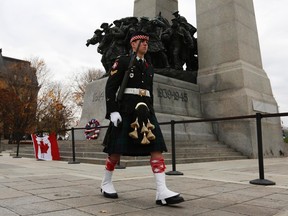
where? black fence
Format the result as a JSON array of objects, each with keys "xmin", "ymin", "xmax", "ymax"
[{"xmin": 13, "ymin": 112, "xmax": 288, "ymax": 186}]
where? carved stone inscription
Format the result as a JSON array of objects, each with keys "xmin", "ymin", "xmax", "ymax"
[
  {"xmin": 157, "ymin": 87, "xmax": 188, "ymax": 102},
  {"xmin": 92, "ymin": 91, "xmax": 104, "ymax": 102}
]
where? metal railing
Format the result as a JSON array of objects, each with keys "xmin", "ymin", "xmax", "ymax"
[
  {"xmin": 13, "ymin": 112, "xmax": 288, "ymax": 185},
  {"xmin": 162, "ymin": 112, "xmax": 288, "ymax": 185}
]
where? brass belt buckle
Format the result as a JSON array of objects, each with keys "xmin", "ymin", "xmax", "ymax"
[{"xmin": 139, "ymin": 89, "xmax": 146, "ymax": 97}]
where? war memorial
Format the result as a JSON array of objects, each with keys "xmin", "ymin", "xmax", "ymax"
[{"xmin": 76, "ymin": 0, "xmax": 287, "ymax": 160}]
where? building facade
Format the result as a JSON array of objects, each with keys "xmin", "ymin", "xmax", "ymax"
[{"xmin": 0, "ymin": 49, "xmax": 39, "ymax": 139}]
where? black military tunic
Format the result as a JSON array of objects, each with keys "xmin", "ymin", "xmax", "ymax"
[{"xmin": 103, "ymin": 55, "xmax": 167, "ymax": 156}]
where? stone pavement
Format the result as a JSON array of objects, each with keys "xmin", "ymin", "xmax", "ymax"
[{"xmin": 0, "ymin": 151, "xmax": 288, "ymax": 216}]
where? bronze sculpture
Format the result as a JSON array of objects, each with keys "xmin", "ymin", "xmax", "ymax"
[{"xmin": 86, "ymin": 11, "xmax": 198, "ymax": 83}]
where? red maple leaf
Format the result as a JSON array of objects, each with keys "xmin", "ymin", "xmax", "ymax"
[{"xmin": 40, "ymin": 142, "xmax": 49, "ymax": 153}]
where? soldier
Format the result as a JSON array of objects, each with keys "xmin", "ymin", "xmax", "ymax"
[
  {"xmin": 123, "ymin": 17, "xmax": 139, "ymax": 52},
  {"xmin": 86, "ymin": 29, "xmax": 103, "ymax": 47},
  {"xmin": 101, "ymin": 31, "xmax": 184, "ymax": 206},
  {"xmin": 138, "ymin": 16, "xmax": 170, "ymax": 68},
  {"xmin": 172, "ymin": 11, "xmax": 198, "ymax": 71},
  {"xmin": 172, "ymin": 10, "xmax": 197, "ymax": 36},
  {"xmin": 104, "ymin": 19, "xmax": 127, "ymax": 75},
  {"xmin": 98, "ymin": 22, "xmax": 113, "ymax": 72},
  {"xmin": 162, "ymin": 18, "xmax": 193, "ymax": 70}
]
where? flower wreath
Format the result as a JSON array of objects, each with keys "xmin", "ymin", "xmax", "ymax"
[{"xmin": 84, "ymin": 119, "xmax": 101, "ymax": 140}]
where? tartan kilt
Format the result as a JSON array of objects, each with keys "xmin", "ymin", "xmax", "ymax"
[{"xmin": 103, "ymin": 113, "xmax": 167, "ymax": 156}]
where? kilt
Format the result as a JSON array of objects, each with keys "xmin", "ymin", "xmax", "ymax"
[{"xmin": 103, "ymin": 113, "xmax": 167, "ymax": 156}]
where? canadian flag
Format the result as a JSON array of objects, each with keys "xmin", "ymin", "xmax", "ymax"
[{"xmin": 31, "ymin": 132, "xmax": 60, "ymax": 160}]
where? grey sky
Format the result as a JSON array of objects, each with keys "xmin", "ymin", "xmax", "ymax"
[{"xmin": 1, "ymin": 0, "xmax": 287, "ymax": 125}]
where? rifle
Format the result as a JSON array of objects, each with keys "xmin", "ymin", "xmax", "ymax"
[{"xmin": 117, "ymin": 40, "xmax": 142, "ymax": 101}]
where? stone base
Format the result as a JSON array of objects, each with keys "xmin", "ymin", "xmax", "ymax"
[
  {"xmin": 154, "ymin": 68, "xmax": 197, "ymax": 84},
  {"xmin": 75, "ymin": 73, "xmax": 216, "ymax": 144}
]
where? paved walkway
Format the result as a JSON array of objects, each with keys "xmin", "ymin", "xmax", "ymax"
[{"xmin": 0, "ymin": 151, "xmax": 288, "ymax": 216}]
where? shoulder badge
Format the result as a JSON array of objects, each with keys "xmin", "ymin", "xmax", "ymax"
[
  {"xmin": 110, "ymin": 70, "xmax": 118, "ymax": 75},
  {"xmin": 112, "ymin": 60, "xmax": 119, "ymax": 70},
  {"xmin": 110, "ymin": 60, "xmax": 119, "ymax": 76}
]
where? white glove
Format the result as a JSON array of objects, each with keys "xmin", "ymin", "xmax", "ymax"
[{"xmin": 110, "ymin": 112, "xmax": 122, "ymax": 127}]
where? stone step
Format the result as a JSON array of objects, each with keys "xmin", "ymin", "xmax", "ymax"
[
  {"xmin": 10, "ymin": 148, "xmax": 247, "ymax": 167},
  {"xmin": 19, "ymin": 139, "xmax": 223, "ymax": 147},
  {"xmin": 119, "ymin": 155, "xmax": 248, "ymax": 167},
  {"xmin": 173, "ymin": 156, "xmax": 249, "ymax": 165},
  {"xmin": 10, "ymin": 153, "xmax": 247, "ymax": 167},
  {"xmin": 176, "ymin": 152, "xmax": 243, "ymax": 158},
  {"xmin": 11, "ymin": 149, "xmax": 171, "ymax": 160},
  {"xmin": 175, "ymin": 147, "xmax": 240, "ymax": 153},
  {"xmin": 12, "ymin": 150, "xmax": 243, "ymax": 161},
  {"xmin": 7, "ymin": 136, "xmax": 248, "ymax": 167},
  {"xmin": 59, "ymin": 140, "xmax": 223, "ymax": 148},
  {"xmin": 11, "ymin": 144, "xmax": 104, "ymax": 152},
  {"xmin": 14, "ymin": 145, "xmax": 241, "ymax": 157},
  {"xmin": 15, "ymin": 140, "xmax": 228, "ymax": 153}
]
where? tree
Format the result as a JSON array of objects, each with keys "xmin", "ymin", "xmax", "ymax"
[
  {"xmin": 0, "ymin": 56, "xmax": 78, "ymax": 141},
  {"xmin": 36, "ymin": 82, "xmax": 76, "ymax": 136},
  {"xmin": 0, "ymin": 59, "xmax": 39, "ymax": 142},
  {"xmin": 29, "ymin": 56, "xmax": 51, "ymax": 88},
  {"xmin": 72, "ymin": 68, "xmax": 104, "ymax": 108},
  {"xmin": 29, "ymin": 57, "xmax": 75, "ymax": 136}
]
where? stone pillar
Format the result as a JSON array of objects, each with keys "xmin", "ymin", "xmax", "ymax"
[
  {"xmin": 196, "ymin": 0, "xmax": 286, "ymax": 157},
  {"xmin": 133, "ymin": 0, "xmax": 178, "ymax": 21}
]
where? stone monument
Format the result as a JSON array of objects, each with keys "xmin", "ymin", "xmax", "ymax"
[
  {"xmin": 76, "ymin": 0, "xmax": 287, "ymax": 158},
  {"xmin": 196, "ymin": 0, "xmax": 286, "ymax": 157}
]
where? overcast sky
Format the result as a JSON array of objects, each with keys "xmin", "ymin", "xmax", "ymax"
[{"xmin": 1, "ymin": 0, "xmax": 288, "ymax": 126}]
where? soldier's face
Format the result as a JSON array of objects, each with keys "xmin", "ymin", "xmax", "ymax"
[{"xmin": 132, "ymin": 39, "xmax": 148, "ymax": 55}]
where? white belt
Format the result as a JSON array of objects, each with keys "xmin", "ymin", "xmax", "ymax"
[{"xmin": 124, "ymin": 88, "xmax": 150, "ymax": 97}]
